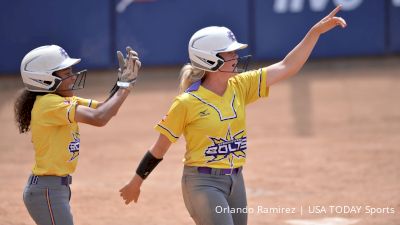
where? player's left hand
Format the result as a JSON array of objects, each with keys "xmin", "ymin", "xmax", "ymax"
[
  {"xmin": 312, "ymin": 5, "xmax": 347, "ymax": 35},
  {"xmin": 117, "ymin": 46, "xmax": 141, "ymax": 88},
  {"xmin": 119, "ymin": 176, "xmax": 142, "ymax": 204}
]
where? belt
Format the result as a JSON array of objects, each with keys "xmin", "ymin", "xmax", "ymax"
[
  {"xmin": 29, "ymin": 175, "xmax": 72, "ymax": 186},
  {"xmin": 197, "ymin": 167, "xmax": 242, "ymax": 175}
]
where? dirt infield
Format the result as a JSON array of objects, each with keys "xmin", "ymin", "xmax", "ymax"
[{"xmin": 0, "ymin": 57, "xmax": 399, "ymax": 225}]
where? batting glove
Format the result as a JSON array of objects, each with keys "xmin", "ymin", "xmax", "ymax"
[{"xmin": 117, "ymin": 46, "xmax": 141, "ymax": 89}]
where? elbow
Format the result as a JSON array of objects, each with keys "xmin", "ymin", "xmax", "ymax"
[
  {"xmin": 92, "ymin": 114, "xmax": 112, "ymax": 127},
  {"xmin": 94, "ymin": 120, "xmax": 108, "ymax": 127},
  {"xmin": 90, "ymin": 118, "xmax": 108, "ymax": 127},
  {"xmin": 88, "ymin": 108, "xmax": 119, "ymax": 127},
  {"xmin": 280, "ymin": 60, "xmax": 300, "ymax": 78},
  {"xmin": 94, "ymin": 111, "xmax": 118, "ymax": 127}
]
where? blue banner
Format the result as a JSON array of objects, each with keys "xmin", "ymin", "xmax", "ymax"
[
  {"xmin": 389, "ymin": 0, "xmax": 400, "ymax": 52},
  {"xmin": 115, "ymin": 0, "xmax": 250, "ymax": 66},
  {"xmin": 0, "ymin": 0, "xmax": 111, "ymax": 73},
  {"xmin": 0, "ymin": 0, "xmax": 398, "ymax": 74},
  {"xmin": 253, "ymin": 0, "xmax": 386, "ymax": 59}
]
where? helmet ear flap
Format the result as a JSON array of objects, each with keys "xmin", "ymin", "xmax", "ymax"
[
  {"xmin": 48, "ymin": 77, "xmax": 62, "ymax": 92},
  {"xmin": 210, "ymin": 56, "xmax": 224, "ymax": 71}
]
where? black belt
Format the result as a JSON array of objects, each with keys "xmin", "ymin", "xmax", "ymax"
[
  {"xmin": 29, "ymin": 175, "xmax": 72, "ymax": 186},
  {"xmin": 197, "ymin": 167, "xmax": 242, "ymax": 175}
]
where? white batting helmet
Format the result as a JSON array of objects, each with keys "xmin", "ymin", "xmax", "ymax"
[
  {"xmin": 188, "ymin": 26, "xmax": 248, "ymax": 72},
  {"xmin": 20, "ymin": 45, "xmax": 81, "ymax": 92}
]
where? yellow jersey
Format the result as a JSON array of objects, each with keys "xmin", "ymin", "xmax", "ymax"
[
  {"xmin": 30, "ymin": 94, "xmax": 98, "ymax": 176},
  {"xmin": 155, "ymin": 68, "xmax": 268, "ymax": 169}
]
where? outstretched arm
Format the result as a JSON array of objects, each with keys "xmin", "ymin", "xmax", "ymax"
[
  {"xmin": 74, "ymin": 47, "xmax": 141, "ymax": 127},
  {"xmin": 266, "ymin": 5, "xmax": 347, "ymax": 87},
  {"xmin": 119, "ymin": 134, "xmax": 172, "ymax": 204},
  {"xmin": 74, "ymin": 88, "xmax": 131, "ymax": 127}
]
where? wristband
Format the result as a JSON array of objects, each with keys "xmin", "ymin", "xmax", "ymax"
[{"xmin": 136, "ymin": 151, "xmax": 163, "ymax": 180}]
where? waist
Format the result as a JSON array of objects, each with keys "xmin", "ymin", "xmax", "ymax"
[
  {"xmin": 184, "ymin": 166, "xmax": 242, "ymax": 175},
  {"xmin": 28, "ymin": 174, "xmax": 72, "ymax": 186}
]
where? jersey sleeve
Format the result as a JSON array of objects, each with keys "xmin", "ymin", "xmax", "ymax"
[
  {"xmin": 34, "ymin": 95, "xmax": 99, "ymax": 126},
  {"xmin": 67, "ymin": 97, "xmax": 99, "ymax": 123},
  {"xmin": 154, "ymin": 97, "xmax": 187, "ymax": 143},
  {"xmin": 75, "ymin": 97, "xmax": 99, "ymax": 109},
  {"xmin": 233, "ymin": 68, "xmax": 269, "ymax": 105}
]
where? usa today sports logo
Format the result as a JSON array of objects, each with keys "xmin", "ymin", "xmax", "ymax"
[{"xmin": 215, "ymin": 205, "xmax": 396, "ymax": 216}]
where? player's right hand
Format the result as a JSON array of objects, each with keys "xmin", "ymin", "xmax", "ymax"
[
  {"xmin": 119, "ymin": 175, "xmax": 143, "ymax": 204},
  {"xmin": 312, "ymin": 5, "xmax": 347, "ymax": 35},
  {"xmin": 116, "ymin": 46, "xmax": 141, "ymax": 88}
]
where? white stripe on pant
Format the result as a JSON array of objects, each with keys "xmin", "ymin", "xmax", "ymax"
[{"xmin": 182, "ymin": 166, "xmax": 247, "ymax": 225}]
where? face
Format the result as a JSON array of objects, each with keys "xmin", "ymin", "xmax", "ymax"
[
  {"xmin": 218, "ymin": 51, "xmax": 238, "ymax": 74},
  {"xmin": 54, "ymin": 67, "xmax": 76, "ymax": 97}
]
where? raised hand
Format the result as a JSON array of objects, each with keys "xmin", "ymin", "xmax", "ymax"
[
  {"xmin": 312, "ymin": 5, "xmax": 347, "ymax": 35},
  {"xmin": 117, "ymin": 46, "xmax": 141, "ymax": 88}
]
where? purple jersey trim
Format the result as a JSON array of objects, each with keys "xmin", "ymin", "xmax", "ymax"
[{"xmin": 185, "ymin": 80, "xmax": 201, "ymax": 92}]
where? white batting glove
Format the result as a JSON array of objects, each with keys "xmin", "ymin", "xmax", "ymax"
[{"xmin": 116, "ymin": 46, "xmax": 141, "ymax": 89}]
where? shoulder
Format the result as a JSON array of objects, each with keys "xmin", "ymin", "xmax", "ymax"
[
  {"xmin": 34, "ymin": 94, "xmax": 76, "ymax": 112},
  {"xmin": 35, "ymin": 94, "xmax": 66, "ymax": 106},
  {"xmin": 174, "ymin": 93, "xmax": 192, "ymax": 106},
  {"xmin": 37, "ymin": 93, "xmax": 63, "ymax": 100}
]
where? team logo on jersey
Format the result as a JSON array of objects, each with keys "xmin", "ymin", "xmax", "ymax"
[
  {"xmin": 204, "ymin": 127, "xmax": 246, "ymax": 167},
  {"xmin": 68, "ymin": 132, "xmax": 80, "ymax": 162}
]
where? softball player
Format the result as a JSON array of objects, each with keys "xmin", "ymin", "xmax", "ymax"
[
  {"xmin": 120, "ymin": 6, "xmax": 346, "ymax": 225},
  {"xmin": 15, "ymin": 45, "xmax": 140, "ymax": 225}
]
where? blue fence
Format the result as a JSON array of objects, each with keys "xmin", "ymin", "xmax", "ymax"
[
  {"xmin": 116, "ymin": 0, "xmax": 250, "ymax": 66},
  {"xmin": 254, "ymin": 0, "xmax": 387, "ymax": 59},
  {"xmin": 0, "ymin": 0, "xmax": 112, "ymax": 73},
  {"xmin": 0, "ymin": 0, "xmax": 399, "ymax": 74},
  {"xmin": 389, "ymin": 0, "xmax": 400, "ymax": 52}
]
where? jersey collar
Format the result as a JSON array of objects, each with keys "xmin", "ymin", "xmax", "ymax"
[{"xmin": 185, "ymin": 80, "xmax": 201, "ymax": 92}]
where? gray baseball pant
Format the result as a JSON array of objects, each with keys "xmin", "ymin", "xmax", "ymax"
[
  {"xmin": 182, "ymin": 166, "xmax": 247, "ymax": 225},
  {"xmin": 23, "ymin": 175, "xmax": 73, "ymax": 225}
]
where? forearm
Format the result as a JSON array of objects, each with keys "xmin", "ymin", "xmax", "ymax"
[
  {"xmin": 130, "ymin": 174, "xmax": 144, "ymax": 187},
  {"xmin": 135, "ymin": 134, "xmax": 171, "ymax": 180},
  {"xmin": 102, "ymin": 88, "xmax": 129, "ymax": 117},
  {"xmin": 281, "ymin": 27, "xmax": 320, "ymax": 77},
  {"xmin": 91, "ymin": 88, "xmax": 130, "ymax": 126},
  {"xmin": 149, "ymin": 137, "xmax": 171, "ymax": 159}
]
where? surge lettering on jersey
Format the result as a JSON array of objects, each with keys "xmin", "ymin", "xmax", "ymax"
[
  {"xmin": 68, "ymin": 132, "xmax": 80, "ymax": 162},
  {"xmin": 205, "ymin": 127, "xmax": 247, "ymax": 167}
]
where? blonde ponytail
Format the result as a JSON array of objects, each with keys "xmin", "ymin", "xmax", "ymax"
[{"xmin": 179, "ymin": 64, "xmax": 205, "ymax": 94}]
